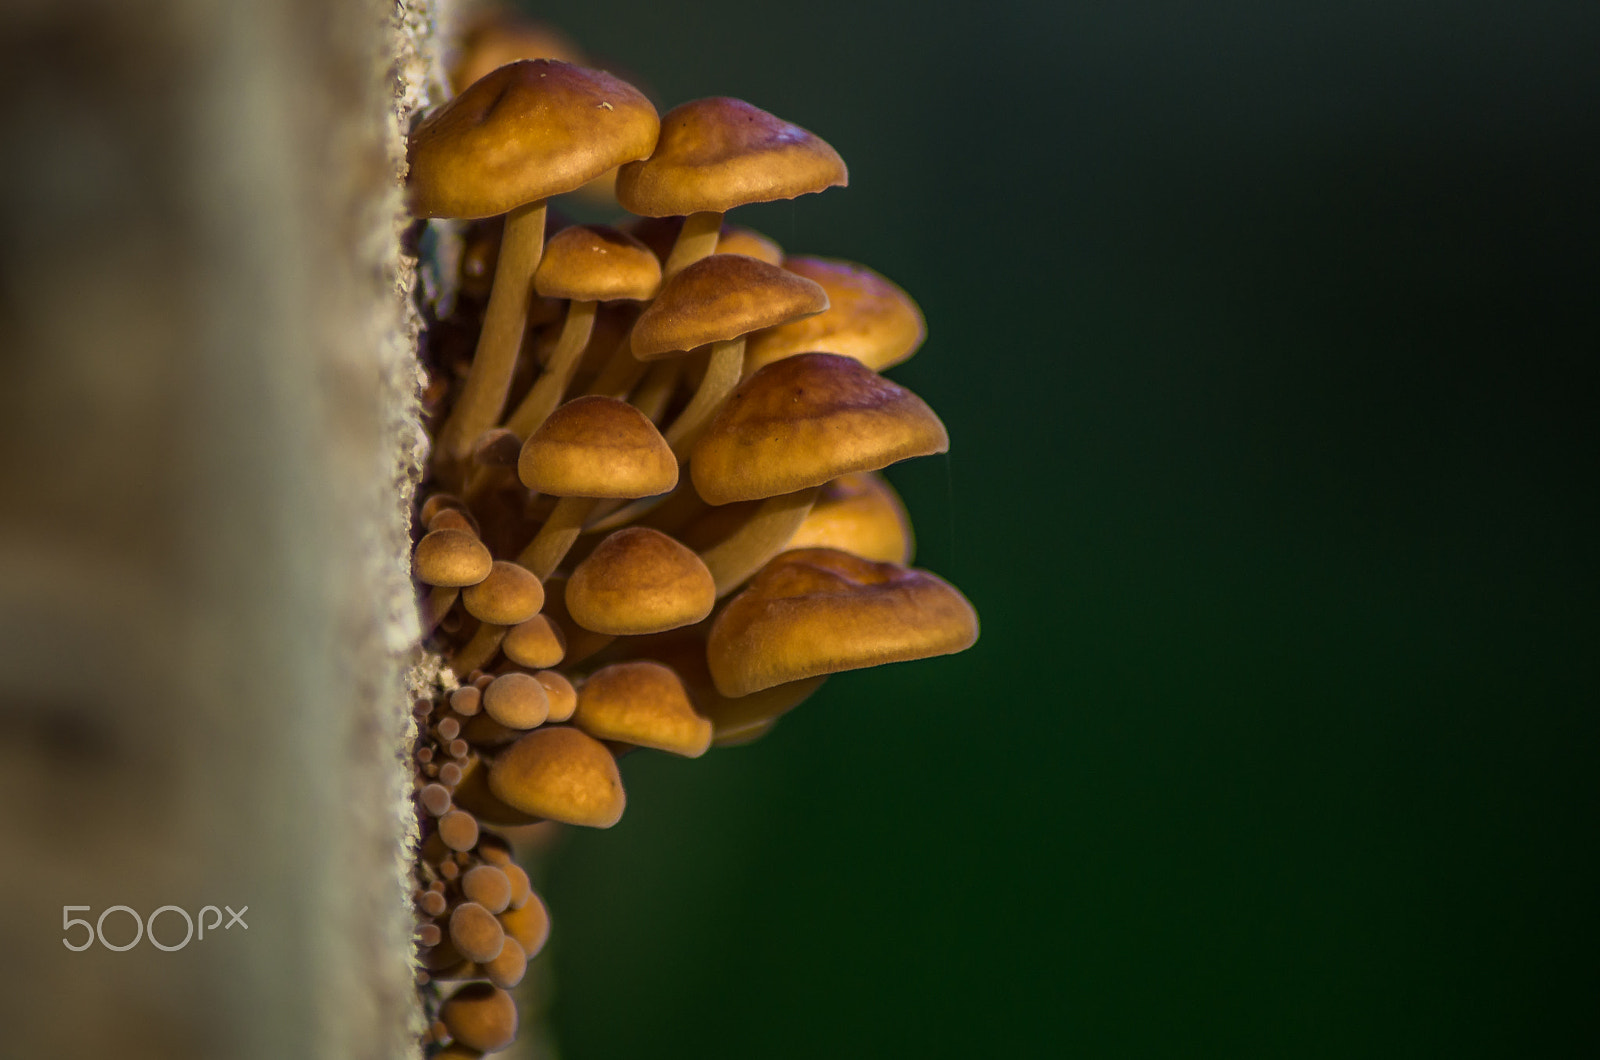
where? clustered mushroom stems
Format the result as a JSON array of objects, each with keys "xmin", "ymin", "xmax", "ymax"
[{"xmin": 405, "ymin": 16, "xmax": 977, "ymax": 1057}]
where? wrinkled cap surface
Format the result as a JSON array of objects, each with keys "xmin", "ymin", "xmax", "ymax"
[
  {"xmin": 518, "ymin": 395, "xmax": 677, "ymax": 497},
  {"xmin": 707, "ymin": 547, "xmax": 979, "ymax": 697},
  {"xmin": 408, "ymin": 60, "xmax": 659, "ymax": 218},
  {"xmin": 745, "ymin": 257, "xmax": 926, "ymax": 374},
  {"xmin": 631, "ymin": 254, "xmax": 827, "ymax": 360},
  {"xmin": 616, "ymin": 97, "xmax": 846, "ymax": 216},
  {"xmin": 690, "ymin": 353, "xmax": 948, "ymax": 505},
  {"xmin": 534, "ymin": 224, "xmax": 661, "ymax": 302}
]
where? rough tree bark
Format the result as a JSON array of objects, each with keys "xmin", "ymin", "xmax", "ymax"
[{"xmin": 0, "ymin": 0, "xmax": 440, "ymax": 1056}]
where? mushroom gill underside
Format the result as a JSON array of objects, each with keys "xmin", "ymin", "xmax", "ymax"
[{"xmin": 408, "ymin": 14, "xmax": 978, "ymax": 1056}]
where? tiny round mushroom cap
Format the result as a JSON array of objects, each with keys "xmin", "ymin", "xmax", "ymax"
[
  {"xmin": 631, "ymin": 254, "xmax": 828, "ymax": 360},
  {"xmin": 707, "ymin": 547, "xmax": 979, "ymax": 697},
  {"xmin": 616, "ymin": 96, "xmax": 847, "ymax": 217},
  {"xmin": 448, "ymin": 901, "xmax": 506, "ymax": 964},
  {"xmin": 488, "ymin": 726, "xmax": 626, "ymax": 827},
  {"xmin": 408, "ymin": 60, "xmax": 659, "ymax": 219},
  {"xmin": 483, "ymin": 672, "xmax": 550, "ymax": 729},
  {"xmin": 572, "ymin": 660, "xmax": 713, "ymax": 757},
  {"xmin": 414, "ymin": 529, "xmax": 494, "ymax": 587},
  {"xmin": 517, "ymin": 396, "xmax": 677, "ymax": 498},
  {"xmin": 462, "ymin": 864, "xmax": 513, "ymax": 914},
  {"xmin": 438, "ymin": 809, "xmax": 480, "ymax": 852},
  {"xmin": 785, "ymin": 472, "xmax": 915, "ymax": 564},
  {"xmin": 566, "ymin": 527, "xmax": 716, "ymax": 635},
  {"xmin": 461, "ymin": 561, "xmax": 546, "ymax": 625},
  {"xmin": 691, "ymin": 353, "xmax": 949, "ymax": 505},
  {"xmin": 744, "ymin": 256, "xmax": 926, "ymax": 375},
  {"xmin": 439, "ymin": 982, "xmax": 518, "ymax": 1054},
  {"xmin": 534, "ymin": 224, "xmax": 662, "ymax": 302}
]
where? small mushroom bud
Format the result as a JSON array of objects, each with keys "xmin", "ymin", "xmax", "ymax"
[
  {"xmin": 448, "ymin": 901, "xmax": 506, "ymax": 964},
  {"xmin": 461, "ymin": 864, "xmax": 513, "ymax": 914},
  {"xmin": 439, "ymin": 982, "xmax": 518, "ymax": 1054},
  {"xmin": 437, "ymin": 810, "xmax": 479, "ymax": 852}
]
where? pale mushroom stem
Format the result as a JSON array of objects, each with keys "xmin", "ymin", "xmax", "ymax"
[
  {"xmin": 584, "ymin": 328, "xmax": 649, "ymax": 398},
  {"xmin": 663, "ymin": 335, "xmax": 744, "ymax": 457},
  {"xmin": 518, "ymin": 496, "xmax": 600, "ymax": 580},
  {"xmin": 502, "ymin": 299, "xmax": 598, "ymax": 439},
  {"xmin": 699, "ymin": 486, "xmax": 821, "ymax": 596},
  {"xmin": 661, "ymin": 210, "xmax": 722, "ymax": 279},
  {"xmin": 451, "ymin": 622, "xmax": 510, "ymax": 676},
  {"xmin": 435, "ymin": 200, "xmax": 548, "ymax": 471},
  {"xmin": 631, "ymin": 358, "xmax": 682, "ymax": 424}
]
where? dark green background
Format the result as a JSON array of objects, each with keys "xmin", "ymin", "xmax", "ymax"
[{"xmin": 521, "ymin": 2, "xmax": 1600, "ymax": 1055}]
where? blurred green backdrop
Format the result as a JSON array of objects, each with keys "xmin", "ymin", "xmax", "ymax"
[{"xmin": 516, "ymin": 2, "xmax": 1600, "ymax": 1055}]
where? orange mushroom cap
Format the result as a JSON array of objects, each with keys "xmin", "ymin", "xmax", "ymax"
[
  {"xmin": 690, "ymin": 353, "xmax": 948, "ymax": 505},
  {"xmin": 565, "ymin": 527, "xmax": 715, "ymax": 635},
  {"xmin": 707, "ymin": 547, "xmax": 978, "ymax": 697},
  {"xmin": 616, "ymin": 96, "xmax": 846, "ymax": 217},
  {"xmin": 408, "ymin": 60, "xmax": 658, "ymax": 219},
  {"xmin": 744, "ymin": 256, "xmax": 926, "ymax": 375},
  {"xmin": 534, "ymin": 224, "xmax": 661, "ymax": 302},
  {"xmin": 517, "ymin": 395, "xmax": 677, "ymax": 498},
  {"xmin": 571, "ymin": 660, "xmax": 713, "ymax": 757},
  {"xmin": 785, "ymin": 472, "xmax": 915, "ymax": 564},
  {"xmin": 488, "ymin": 725, "xmax": 626, "ymax": 827},
  {"xmin": 631, "ymin": 253, "xmax": 827, "ymax": 361}
]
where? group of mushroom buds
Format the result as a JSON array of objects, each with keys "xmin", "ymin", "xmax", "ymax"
[{"xmin": 405, "ymin": 40, "xmax": 978, "ymax": 1058}]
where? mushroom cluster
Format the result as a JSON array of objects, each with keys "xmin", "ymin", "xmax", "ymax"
[{"xmin": 408, "ymin": 15, "xmax": 978, "ymax": 1056}]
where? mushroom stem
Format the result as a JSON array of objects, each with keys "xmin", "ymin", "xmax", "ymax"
[
  {"xmin": 518, "ymin": 495, "xmax": 600, "ymax": 580},
  {"xmin": 420, "ymin": 586, "xmax": 460, "ymax": 637},
  {"xmin": 587, "ymin": 472, "xmax": 704, "ymax": 535},
  {"xmin": 435, "ymin": 200, "xmax": 548, "ymax": 472},
  {"xmin": 663, "ymin": 336, "xmax": 744, "ymax": 457},
  {"xmin": 631, "ymin": 358, "xmax": 683, "ymax": 424},
  {"xmin": 699, "ymin": 486, "xmax": 820, "ymax": 596},
  {"xmin": 451, "ymin": 621, "xmax": 510, "ymax": 676},
  {"xmin": 584, "ymin": 329, "xmax": 649, "ymax": 399},
  {"xmin": 661, "ymin": 210, "xmax": 722, "ymax": 279},
  {"xmin": 502, "ymin": 299, "xmax": 597, "ymax": 439}
]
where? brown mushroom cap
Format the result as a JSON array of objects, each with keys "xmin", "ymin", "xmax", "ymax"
[
  {"xmin": 461, "ymin": 561, "xmax": 546, "ymax": 625},
  {"xmin": 785, "ymin": 472, "xmax": 914, "ymax": 564},
  {"xmin": 630, "ymin": 628, "xmax": 826, "ymax": 745},
  {"xmin": 439, "ymin": 982, "xmax": 518, "ymax": 1053},
  {"xmin": 616, "ymin": 96, "xmax": 847, "ymax": 217},
  {"xmin": 631, "ymin": 254, "xmax": 828, "ymax": 360},
  {"xmin": 408, "ymin": 60, "xmax": 659, "ymax": 219},
  {"xmin": 566, "ymin": 527, "xmax": 716, "ymax": 635},
  {"xmin": 502, "ymin": 613, "xmax": 567, "ymax": 669},
  {"xmin": 717, "ymin": 226, "xmax": 784, "ymax": 265},
  {"xmin": 744, "ymin": 257, "xmax": 926, "ymax": 375},
  {"xmin": 517, "ymin": 395, "xmax": 677, "ymax": 498},
  {"xmin": 534, "ymin": 669, "xmax": 578, "ymax": 722},
  {"xmin": 482, "ymin": 671, "xmax": 550, "ymax": 729},
  {"xmin": 498, "ymin": 889, "xmax": 550, "ymax": 956},
  {"xmin": 707, "ymin": 547, "xmax": 979, "ymax": 697},
  {"xmin": 534, "ymin": 224, "xmax": 661, "ymax": 302},
  {"xmin": 450, "ymin": 10, "xmax": 588, "ymax": 94},
  {"xmin": 461, "ymin": 864, "xmax": 514, "ymax": 914},
  {"xmin": 690, "ymin": 353, "xmax": 949, "ymax": 505},
  {"xmin": 571, "ymin": 660, "xmax": 712, "ymax": 757},
  {"xmin": 488, "ymin": 726, "xmax": 626, "ymax": 827},
  {"xmin": 414, "ymin": 528, "xmax": 494, "ymax": 587},
  {"xmin": 448, "ymin": 901, "xmax": 506, "ymax": 964}
]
